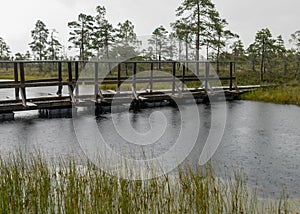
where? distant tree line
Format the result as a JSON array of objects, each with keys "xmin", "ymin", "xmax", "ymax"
[{"xmin": 0, "ymin": 0, "xmax": 300, "ymax": 79}]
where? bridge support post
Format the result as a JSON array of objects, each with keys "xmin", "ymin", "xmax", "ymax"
[
  {"xmin": 117, "ymin": 64, "xmax": 121, "ymax": 94},
  {"xmin": 150, "ymin": 62, "xmax": 154, "ymax": 93},
  {"xmin": 20, "ymin": 62, "xmax": 27, "ymax": 107},
  {"xmin": 14, "ymin": 62, "xmax": 19, "ymax": 100},
  {"xmin": 230, "ymin": 62, "xmax": 234, "ymax": 91},
  {"xmin": 133, "ymin": 62, "xmax": 137, "ymax": 93},
  {"xmin": 94, "ymin": 62, "xmax": 99, "ymax": 102},
  {"xmin": 75, "ymin": 61, "xmax": 79, "ymax": 97},
  {"xmin": 67, "ymin": 62, "xmax": 76, "ymax": 103},
  {"xmin": 172, "ymin": 62, "xmax": 176, "ymax": 95},
  {"xmin": 182, "ymin": 63, "xmax": 185, "ymax": 91},
  {"xmin": 205, "ymin": 62, "xmax": 210, "ymax": 91},
  {"xmin": 57, "ymin": 62, "xmax": 63, "ymax": 96}
]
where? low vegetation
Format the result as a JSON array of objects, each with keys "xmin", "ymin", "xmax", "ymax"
[
  {"xmin": 241, "ymin": 83, "xmax": 300, "ymax": 106},
  {"xmin": 0, "ymin": 153, "xmax": 298, "ymax": 213}
]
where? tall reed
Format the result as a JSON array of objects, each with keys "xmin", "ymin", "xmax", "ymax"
[{"xmin": 0, "ymin": 153, "xmax": 298, "ymax": 213}]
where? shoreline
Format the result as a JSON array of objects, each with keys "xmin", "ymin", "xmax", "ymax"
[{"xmin": 240, "ymin": 84, "xmax": 300, "ymax": 107}]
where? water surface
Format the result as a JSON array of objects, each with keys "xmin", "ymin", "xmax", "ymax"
[{"xmin": 0, "ymin": 100, "xmax": 300, "ymax": 197}]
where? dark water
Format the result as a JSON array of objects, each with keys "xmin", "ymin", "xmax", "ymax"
[
  {"xmin": 212, "ymin": 101, "xmax": 300, "ymax": 197},
  {"xmin": 0, "ymin": 100, "xmax": 300, "ymax": 197}
]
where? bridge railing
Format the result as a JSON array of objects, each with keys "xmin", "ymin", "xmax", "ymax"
[{"xmin": 0, "ymin": 60, "xmax": 236, "ymax": 105}]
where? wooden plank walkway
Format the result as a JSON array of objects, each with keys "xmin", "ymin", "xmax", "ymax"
[{"xmin": 0, "ymin": 60, "xmax": 254, "ymax": 115}]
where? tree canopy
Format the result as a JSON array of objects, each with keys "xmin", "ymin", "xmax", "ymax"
[{"xmin": 29, "ymin": 20, "xmax": 49, "ymax": 60}]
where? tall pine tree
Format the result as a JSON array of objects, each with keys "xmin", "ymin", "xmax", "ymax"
[
  {"xmin": 68, "ymin": 13, "xmax": 94, "ymax": 60},
  {"xmin": 29, "ymin": 20, "xmax": 49, "ymax": 60}
]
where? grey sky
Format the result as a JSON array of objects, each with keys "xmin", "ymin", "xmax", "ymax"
[{"xmin": 0, "ymin": 0, "xmax": 299, "ymax": 55}]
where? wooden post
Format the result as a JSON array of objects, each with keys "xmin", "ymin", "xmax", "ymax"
[
  {"xmin": 196, "ymin": 60, "xmax": 200, "ymax": 76},
  {"xmin": 229, "ymin": 62, "xmax": 233, "ymax": 91},
  {"xmin": 172, "ymin": 62, "xmax": 176, "ymax": 95},
  {"xmin": 67, "ymin": 62, "xmax": 75, "ymax": 102},
  {"xmin": 186, "ymin": 61, "xmax": 189, "ymax": 75},
  {"xmin": 75, "ymin": 61, "xmax": 79, "ymax": 96},
  {"xmin": 125, "ymin": 62, "xmax": 128, "ymax": 76},
  {"xmin": 117, "ymin": 63, "xmax": 121, "ymax": 94},
  {"xmin": 19, "ymin": 62, "xmax": 27, "ymax": 106},
  {"xmin": 57, "ymin": 62, "xmax": 62, "ymax": 96},
  {"xmin": 68, "ymin": 62, "xmax": 73, "ymax": 88},
  {"xmin": 205, "ymin": 62, "xmax": 209, "ymax": 91},
  {"xmin": 14, "ymin": 62, "xmax": 19, "ymax": 100},
  {"xmin": 133, "ymin": 62, "xmax": 137, "ymax": 92},
  {"xmin": 150, "ymin": 62, "xmax": 154, "ymax": 93},
  {"xmin": 94, "ymin": 62, "xmax": 99, "ymax": 101},
  {"xmin": 182, "ymin": 63, "xmax": 185, "ymax": 91}
]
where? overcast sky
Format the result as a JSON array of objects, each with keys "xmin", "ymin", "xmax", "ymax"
[{"xmin": 0, "ymin": 0, "xmax": 299, "ymax": 56}]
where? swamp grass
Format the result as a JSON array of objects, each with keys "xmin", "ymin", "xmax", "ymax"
[
  {"xmin": 241, "ymin": 83, "xmax": 300, "ymax": 106},
  {"xmin": 0, "ymin": 153, "xmax": 299, "ymax": 213}
]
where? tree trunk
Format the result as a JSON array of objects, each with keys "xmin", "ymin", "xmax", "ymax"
[
  {"xmin": 185, "ymin": 35, "xmax": 189, "ymax": 71},
  {"xmin": 125, "ymin": 63, "xmax": 128, "ymax": 76},
  {"xmin": 178, "ymin": 40, "xmax": 182, "ymax": 70},
  {"xmin": 283, "ymin": 56, "xmax": 287, "ymax": 75},
  {"xmin": 106, "ymin": 43, "xmax": 111, "ymax": 75},
  {"xmin": 81, "ymin": 27, "xmax": 85, "ymax": 60},
  {"xmin": 260, "ymin": 58, "xmax": 264, "ymax": 81},
  {"xmin": 260, "ymin": 39, "xmax": 265, "ymax": 81},
  {"xmin": 158, "ymin": 54, "xmax": 161, "ymax": 70},
  {"xmin": 196, "ymin": 1, "xmax": 201, "ymax": 75},
  {"xmin": 251, "ymin": 57, "xmax": 255, "ymax": 72},
  {"xmin": 206, "ymin": 43, "xmax": 209, "ymax": 60},
  {"xmin": 178, "ymin": 40, "xmax": 182, "ymax": 61},
  {"xmin": 216, "ymin": 37, "xmax": 221, "ymax": 73}
]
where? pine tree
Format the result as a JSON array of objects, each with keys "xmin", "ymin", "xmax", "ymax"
[
  {"xmin": 68, "ymin": 13, "xmax": 94, "ymax": 60},
  {"xmin": 171, "ymin": 19, "xmax": 193, "ymax": 62},
  {"xmin": 148, "ymin": 26, "xmax": 169, "ymax": 69},
  {"xmin": 0, "ymin": 37, "xmax": 10, "ymax": 60},
  {"xmin": 209, "ymin": 10, "xmax": 237, "ymax": 72},
  {"xmin": 176, "ymin": 0, "xmax": 215, "ymax": 73},
  {"xmin": 289, "ymin": 31, "xmax": 300, "ymax": 76},
  {"xmin": 230, "ymin": 40, "xmax": 245, "ymax": 59},
  {"xmin": 247, "ymin": 44, "xmax": 259, "ymax": 72},
  {"xmin": 91, "ymin": 6, "xmax": 115, "ymax": 60},
  {"xmin": 48, "ymin": 29, "xmax": 62, "ymax": 60},
  {"xmin": 274, "ymin": 35, "xmax": 287, "ymax": 73},
  {"xmin": 166, "ymin": 32, "xmax": 178, "ymax": 60},
  {"xmin": 289, "ymin": 30, "xmax": 300, "ymax": 53},
  {"xmin": 252, "ymin": 28, "xmax": 276, "ymax": 81},
  {"xmin": 112, "ymin": 20, "xmax": 141, "ymax": 60},
  {"xmin": 29, "ymin": 20, "xmax": 49, "ymax": 60}
]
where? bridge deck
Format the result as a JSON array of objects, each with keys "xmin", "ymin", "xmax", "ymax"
[{"xmin": 0, "ymin": 60, "xmax": 250, "ymax": 114}]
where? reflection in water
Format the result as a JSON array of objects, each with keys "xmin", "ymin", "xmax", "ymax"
[
  {"xmin": 95, "ymin": 106, "xmax": 182, "ymax": 160},
  {"xmin": 0, "ymin": 101, "xmax": 300, "ymax": 197}
]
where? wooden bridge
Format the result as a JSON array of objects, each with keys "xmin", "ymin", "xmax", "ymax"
[{"xmin": 0, "ymin": 60, "xmax": 241, "ymax": 119}]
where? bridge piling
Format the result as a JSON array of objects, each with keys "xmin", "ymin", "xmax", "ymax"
[
  {"xmin": 150, "ymin": 62, "xmax": 154, "ymax": 93},
  {"xmin": 13, "ymin": 62, "xmax": 19, "ymax": 100},
  {"xmin": 94, "ymin": 62, "xmax": 99, "ymax": 102},
  {"xmin": 75, "ymin": 61, "xmax": 79, "ymax": 97},
  {"xmin": 57, "ymin": 62, "xmax": 63, "ymax": 96},
  {"xmin": 230, "ymin": 62, "xmax": 234, "ymax": 91},
  {"xmin": 19, "ymin": 62, "xmax": 26, "ymax": 107}
]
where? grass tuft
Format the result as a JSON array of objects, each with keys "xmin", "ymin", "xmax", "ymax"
[
  {"xmin": 241, "ymin": 83, "xmax": 300, "ymax": 106},
  {"xmin": 0, "ymin": 153, "xmax": 298, "ymax": 213}
]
